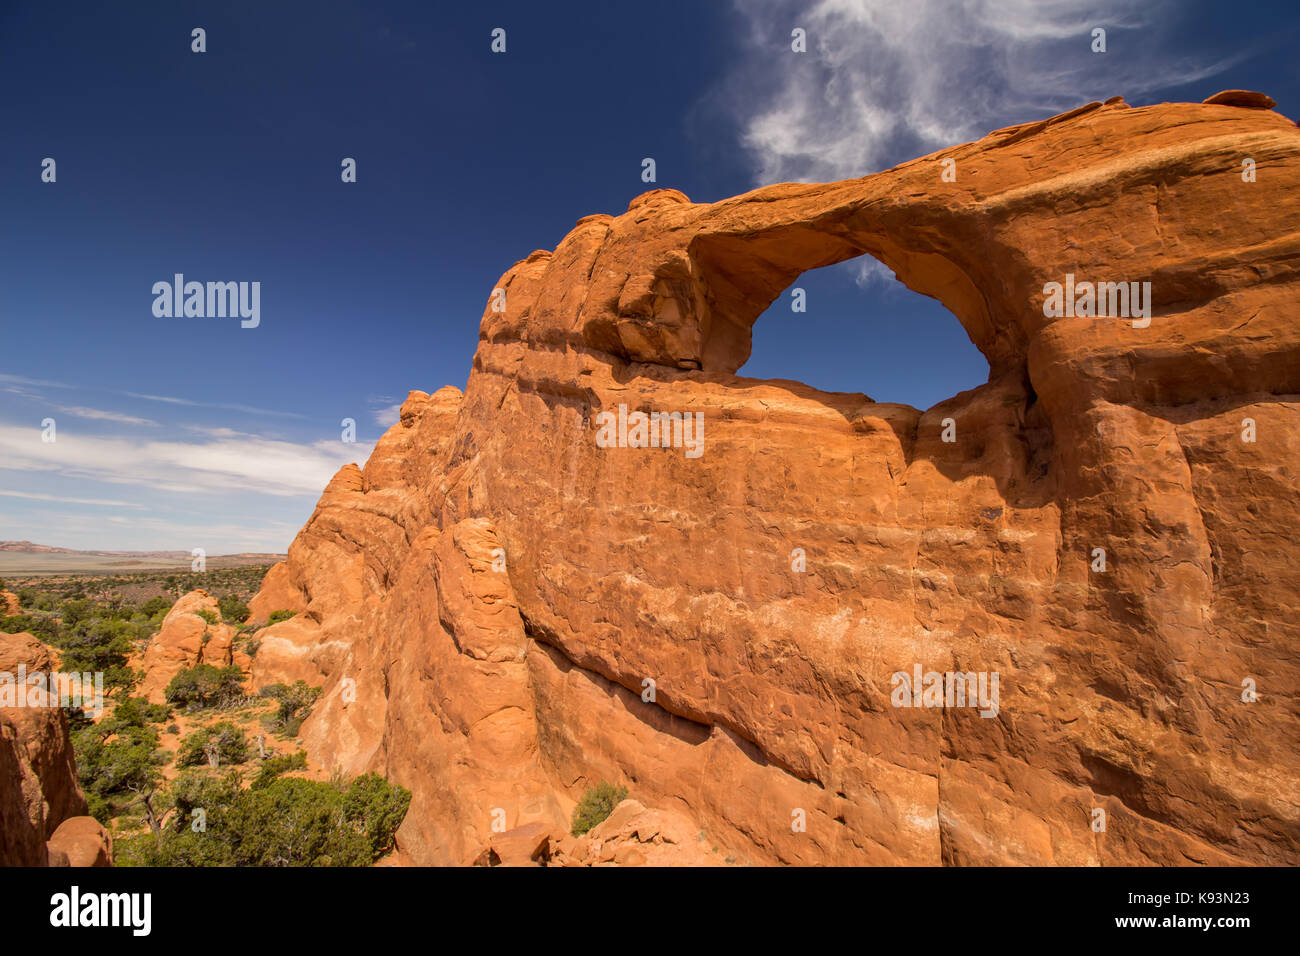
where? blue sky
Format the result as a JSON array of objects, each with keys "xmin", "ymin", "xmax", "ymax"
[{"xmin": 1, "ymin": 0, "xmax": 1297, "ymax": 552}]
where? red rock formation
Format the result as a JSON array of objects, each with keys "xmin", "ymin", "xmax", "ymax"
[
  {"xmin": 250, "ymin": 96, "xmax": 1300, "ymax": 865},
  {"xmin": 1, "ymin": 591, "xmax": 19, "ymax": 616},
  {"xmin": 138, "ymin": 590, "xmax": 248, "ymax": 704},
  {"xmin": 46, "ymin": 816, "xmax": 112, "ymax": 867},
  {"xmin": 0, "ymin": 632, "xmax": 109, "ymax": 866}
]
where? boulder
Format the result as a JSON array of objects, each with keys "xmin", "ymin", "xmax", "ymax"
[{"xmin": 137, "ymin": 590, "xmax": 244, "ymax": 704}]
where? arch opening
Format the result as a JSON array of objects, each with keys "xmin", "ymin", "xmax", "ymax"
[{"xmin": 734, "ymin": 254, "xmax": 992, "ymax": 411}]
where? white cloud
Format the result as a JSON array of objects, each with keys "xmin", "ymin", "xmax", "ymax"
[
  {"xmin": 52, "ymin": 405, "xmax": 158, "ymax": 426},
  {"xmin": 0, "ymin": 423, "xmax": 373, "ymax": 498},
  {"xmin": 725, "ymin": 0, "xmax": 1245, "ymax": 185},
  {"xmin": 0, "ymin": 489, "xmax": 144, "ymax": 508},
  {"xmin": 123, "ymin": 391, "xmax": 307, "ymax": 419},
  {"xmin": 0, "ymin": 373, "xmax": 73, "ymax": 389},
  {"xmin": 373, "ymin": 403, "xmax": 402, "ymax": 427}
]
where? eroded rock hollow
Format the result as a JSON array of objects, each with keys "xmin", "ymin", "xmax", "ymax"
[{"xmin": 247, "ymin": 96, "xmax": 1300, "ymax": 865}]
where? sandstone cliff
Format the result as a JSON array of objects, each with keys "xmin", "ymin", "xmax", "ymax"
[
  {"xmin": 0, "ymin": 632, "xmax": 112, "ymax": 866},
  {"xmin": 248, "ymin": 95, "xmax": 1300, "ymax": 865}
]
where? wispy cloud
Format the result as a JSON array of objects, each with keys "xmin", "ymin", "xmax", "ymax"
[
  {"xmin": 0, "ymin": 489, "xmax": 145, "ymax": 508},
  {"xmin": 0, "ymin": 373, "xmax": 74, "ymax": 389},
  {"xmin": 373, "ymin": 403, "xmax": 402, "ymax": 427},
  {"xmin": 723, "ymin": 0, "xmax": 1246, "ymax": 185},
  {"xmin": 0, "ymin": 424, "xmax": 372, "ymax": 497},
  {"xmin": 52, "ymin": 405, "xmax": 159, "ymax": 426},
  {"xmin": 123, "ymin": 391, "xmax": 307, "ymax": 419}
]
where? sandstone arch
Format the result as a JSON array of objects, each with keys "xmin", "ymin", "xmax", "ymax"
[{"xmin": 250, "ymin": 96, "xmax": 1300, "ymax": 865}]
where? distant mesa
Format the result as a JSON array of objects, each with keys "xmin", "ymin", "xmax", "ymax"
[{"xmin": 0, "ymin": 542, "xmax": 286, "ymax": 573}]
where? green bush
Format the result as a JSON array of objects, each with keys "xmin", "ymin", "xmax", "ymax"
[
  {"xmin": 0, "ymin": 614, "xmax": 36, "ymax": 634},
  {"xmin": 267, "ymin": 609, "xmax": 297, "ymax": 625},
  {"xmin": 164, "ymin": 664, "xmax": 245, "ymax": 709},
  {"xmin": 253, "ymin": 750, "xmax": 308, "ymax": 788},
  {"xmin": 196, "ymin": 608, "xmax": 218, "ymax": 625},
  {"xmin": 72, "ymin": 719, "xmax": 164, "ymax": 802},
  {"xmin": 53, "ymin": 616, "xmax": 144, "ymax": 691},
  {"xmin": 217, "ymin": 594, "xmax": 249, "ymax": 625},
  {"xmin": 85, "ymin": 792, "xmax": 113, "ymax": 827},
  {"xmin": 259, "ymin": 680, "xmax": 321, "ymax": 736},
  {"xmin": 344, "ymin": 773, "xmax": 413, "ymax": 856},
  {"xmin": 139, "ymin": 596, "xmax": 173, "ymax": 618},
  {"xmin": 111, "ymin": 696, "xmax": 170, "ymax": 726},
  {"xmin": 167, "ymin": 767, "xmax": 242, "ymax": 831},
  {"xmin": 59, "ymin": 598, "xmax": 92, "ymax": 627},
  {"xmin": 176, "ymin": 722, "xmax": 249, "ymax": 767},
  {"xmin": 119, "ymin": 773, "xmax": 412, "ymax": 867},
  {"xmin": 571, "ymin": 782, "xmax": 628, "ymax": 836}
]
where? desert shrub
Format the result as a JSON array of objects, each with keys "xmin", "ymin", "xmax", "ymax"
[
  {"xmin": 259, "ymin": 680, "xmax": 321, "ymax": 736},
  {"xmin": 58, "ymin": 598, "xmax": 92, "ymax": 627},
  {"xmin": 85, "ymin": 792, "xmax": 113, "ymax": 827},
  {"xmin": 0, "ymin": 614, "xmax": 36, "ymax": 634},
  {"xmin": 111, "ymin": 696, "xmax": 170, "ymax": 726},
  {"xmin": 54, "ymin": 617, "xmax": 138, "ymax": 691},
  {"xmin": 121, "ymin": 773, "xmax": 411, "ymax": 867},
  {"xmin": 228, "ymin": 774, "xmax": 411, "ymax": 866},
  {"xmin": 267, "ymin": 609, "xmax": 297, "ymax": 625},
  {"xmin": 164, "ymin": 664, "xmax": 245, "ymax": 709},
  {"xmin": 196, "ymin": 608, "xmax": 218, "ymax": 625},
  {"xmin": 253, "ymin": 750, "xmax": 308, "ymax": 789},
  {"xmin": 217, "ymin": 594, "xmax": 249, "ymax": 625},
  {"xmin": 73, "ymin": 718, "xmax": 164, "ymax": 803},
  {"xmin": 176, "ymin": 722, "xmax": 249, "ymax": 767},
  {"xmin": 167, "ymin": 767, "xmax": 242, "ymax": 832},
  {"xmin": 166, "ymin": 723, "xmax": 180, "ymax": 735},
  {"xmin": 139, "ymin": 596, "xmax": 173, "ymax": 618},
  {"xmin": 571, "ymin": 782, "xmax": 628, "ymax": 836},
  {"xmin": 343, "ymin": 773, "xmax": 412, "ymax": 856}
]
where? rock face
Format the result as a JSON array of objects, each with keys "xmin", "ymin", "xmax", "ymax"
[
  {"xmin": 138, "ymin": 590, "xmax": 247, "ymax": 704},
  {"xmin": 0, "ymin": 632, "xmax": 109, "ymax": 866},
  {"xmin": 1, "ymin": 591, "xmax": 19, "ymax": 616},
  {"xmin": 250, "ymin": 96, "xmax": 1300, "ymax": 865}
]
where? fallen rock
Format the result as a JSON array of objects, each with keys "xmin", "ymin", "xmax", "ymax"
[
  {"xmin": 467, "ymin": 821, "xmax": 558, "ymax": 866},
  {"xmin": 549, "ymin": 801, "xmax": 725, "ymax": 867}
]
